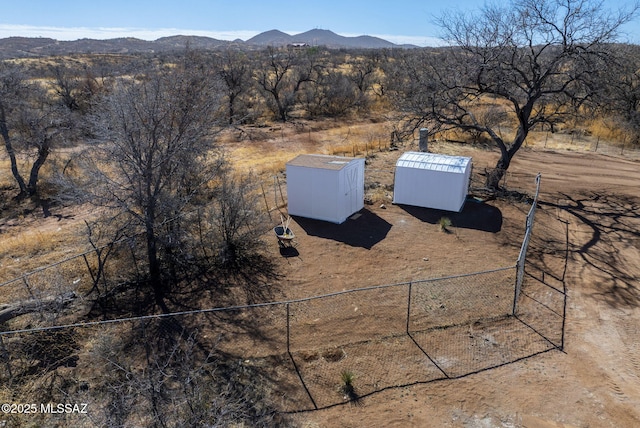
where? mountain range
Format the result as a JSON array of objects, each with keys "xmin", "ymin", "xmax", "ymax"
[{"xmin": 0, "ymin": 29, "xmax": 418, "ymax": 59}]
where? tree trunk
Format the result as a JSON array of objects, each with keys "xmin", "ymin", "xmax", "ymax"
[
  {"xmin": 26, "ymin": 137, "xmax": 51, "ymax": 196},
  {"xmin": 486, "ymin": 142, "xmax": 511, "ymax": 190},
  {"xmin": 144, "ymin": 210, "xmax": 171, "ymax": 313},
  {"xmin": 487, "ymin": 126, "xmax": 528, "ymax": 190},
  {"xmin": 145, "ymin": 223, "xmax": 168, "ymax": 313},
  {"xmin": 274, "ymin": 92, "xmax": 287, "ymax": 122},
  {"xmin": 0, "ymin": 105, "xmax": 27, "ymax": 195},
  {"xmin": 0, "ymin": 292, "xmax": 76, "ymax": 323},
  {"xmin": 486, "ymin": 166, "xmax": 507, "ymax": 190},
  {"xmin": 228, "ymin": 97, "xmax": 235, "ymax": 125}
]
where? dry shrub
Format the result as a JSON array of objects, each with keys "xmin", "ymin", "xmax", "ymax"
[
  {"xmin": 0, "ymin": 229, "xmax": 64, "ymax": 258},
  {"xmin": 586, "ymin": 116, "xmax": 629, "ymax": 143},
  {"xmin": 324, "ymin": 123, "xmax": 391, "ymax": 157},
  {"xmin": 226, "ymin": 120, "xmax": 390, "ymax": 177},
  {"xmin": 0, "ymin": 228, "xmax": 78, "ymax": 281},
  {"xmin": 0, "ymin": 159, "xmax": 16, "ymax": 189},
  {"xmin": 0, "ymin": 323, "xmax": 288, "ymax": 427}
]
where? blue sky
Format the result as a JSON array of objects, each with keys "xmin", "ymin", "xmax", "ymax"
[{"xmin": 1, "ymin": 0, "xmax": 639, "ymax": 46}]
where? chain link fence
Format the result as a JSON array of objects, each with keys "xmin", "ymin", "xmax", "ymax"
[
  {"xmin": 514, "ymin": 173, "xmax": 542, "ymax": 313},
  {"xmin": 0, "ymin": 174, "xmax": 566, "ymax": 420},
  {"xmin": 0, "ymin": 269, "xmax": 561, "ymax": 415}
]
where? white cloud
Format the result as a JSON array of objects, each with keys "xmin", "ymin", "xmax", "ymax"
[
  {"xmin": 0, "ymin": 24, "xmax": 444, "ymax": 46},
  {"xmin": 369, "ymin": 34, "xmax": 445, "ymax": 47},
  {"xmin": 0, "ymin": 24, "xmax": 259, "ymax": 41},
  {"xmin": 329, "ymin": 31, "xmax": 443, "ymax": 47}
]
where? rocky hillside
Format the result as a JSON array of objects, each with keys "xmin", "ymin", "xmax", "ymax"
[{"xmin": 0, "ymin": 29, "xmax": 417, "ymax": 58}]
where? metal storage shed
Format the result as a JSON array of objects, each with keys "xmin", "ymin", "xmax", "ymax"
[
  {"xmin": 286, "ymin": 154, "xmax": 365, "ymax": 224},
  {"xmin": 393, "ymin": 151, "xmax": 472, "ymax": 212}
]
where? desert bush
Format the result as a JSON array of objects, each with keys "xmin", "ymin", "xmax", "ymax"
[
  {"xmin": 201, "ymin": 170, "xmax": 269, "ymax": 268},
  {"xmin": 438, "ymin": 216, "xmax": 453, "ymax": 233}
]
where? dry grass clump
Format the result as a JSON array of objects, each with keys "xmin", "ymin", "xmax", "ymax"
[
  {"xmin": 0, "ymin": 197, "xmax": 91, "ymax": 286},
  {"xmin": 438, "ymin": 216, "xmax": 453, "ymax": 233},
  {"xmin": 365, "ymin": 185, "xmax": 392, "ymax": 205},
  {"xmin": 586, "ymin": 117, "xmax": 631, "ymax": 144},
  {"xmin": 0, "ymin": 159, "xmax": 16, "ymax": 189},
  {"xmin": 225, "ymin": 120, "xmax": 392, "ymax": 178},
  {"xmin": 0, "ymin": 229, "xmax": 66, "ymax": 258},
  {"xmin": 329, "ymin": 136, "xmax": 390, "ymax": 157},
  {"xmin": 322, "ymin": 123, "xmax": 392, "ymax": 157},
  {"xmin": 0, "ymin": 228, "xmax": 79, "ymax": 281}
]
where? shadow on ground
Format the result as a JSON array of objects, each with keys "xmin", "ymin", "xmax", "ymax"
[
  {"xmin": 397, "ymin": 199, "xmax": 503, "ymax": 233},
  {"xmin": 542, "ymin": 192, "xmax": 640, "ymax": 309},
  {"xmin": 292, "ymin": 208, "xmax": 392, "ymax": 250}
]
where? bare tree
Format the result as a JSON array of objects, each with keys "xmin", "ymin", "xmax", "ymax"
[
  {"xmin": 254, "ymin": 46, "xmax": 318, "ymax": 121},
  {"xmin": 301, "ymin": 67, "xmax": 358, "ymax": 117},
  {"xmin": 203, "ymin": 169, "xmax": 269, "ymax": 267},
  {"xmin": 397, "ymin": 0, "xmax": 639, "ymax": 190},
  {"xmin": 598, "ymin": 43, "xmax": 640, "ymax": 144},
  {"xmin": 0, "ymin": 63, "xmax": 69, "ymax": 198},
  {"xmin": 74, "ymin": 54, "xmax": 226, "ymax": 311},
  {"xmin": 85, "ymin": 323, "xmax": 287, "ymax": 427},
  {"xmin": 49, "ymin": 61, "xmax": 104, "ymax": 116},
  {"xmin": 346, "ymin": 50, "xmax": 381, "ymax": 111},
  {"xmin": 214, "ymin": 49, "xmax": 252, "ymax": 124}
]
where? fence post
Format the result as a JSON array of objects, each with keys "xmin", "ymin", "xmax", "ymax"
[
  {"xmin": 513, "ymin": 261, "xmax": 523, "ymax": 315},
  {"xmin": 513, "ymin": 173, "xmax": 541, "ymax": 315},
  {"xmin": 406, "ymin": 282, "xmax": 412, "ymax": 335},
  {"xmin": 22, "ymin": 277, "xmax": 35, "ymax": 300},
  {"xmin": 286, "ymin": 302, "xmax": 290, "ymax": 354}
]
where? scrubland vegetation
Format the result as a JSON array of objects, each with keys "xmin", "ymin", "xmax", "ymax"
[{"xmin": 1, "ymin": 0, "xmax": 639, "ymax": 425}]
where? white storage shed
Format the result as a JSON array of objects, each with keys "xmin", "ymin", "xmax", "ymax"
[
  {"xmin": 286, "ymin": 154, "xmax": 365, "ymax": 224},
  {"xmin": 393, "ymin": 151, "xmax": 472, "ymax": 212}
]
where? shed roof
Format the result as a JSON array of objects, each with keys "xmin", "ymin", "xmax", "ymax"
[
  {"xmin": 396, "ymin": 151, "xmax": 471, "ymax": 174},
  {"xmin": 286, "ymin": 154, "xmax": 360, "ymax": 171}
]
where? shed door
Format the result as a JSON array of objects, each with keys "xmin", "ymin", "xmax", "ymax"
[{"xmin": 346, "ymin": 165, "xmax": 359, "ymax": 213}]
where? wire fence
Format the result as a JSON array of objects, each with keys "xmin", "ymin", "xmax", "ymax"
[
  {"xmin": 1, "ymin": 267, "xmax": 544, "ymax": 414},
  {"xmin": 0, "ymin": 173, "xmax": 566, "ymax": 420},
  {"xmin": 514, "ymin": 173, "xmax": 542, "ymax": 313},
  {"xmin": 527, "ymin": 130, "xmax": 640, "ymax": 160}
]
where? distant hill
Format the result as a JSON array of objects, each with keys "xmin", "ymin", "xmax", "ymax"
[
  {"xmin": 154, "ymin": 35, "xmax": 234, "ymax": 50},
  {"xmin": 246, "ymin": 30, "xmax": 294, "ymax": 46},
  {"xmin": 0, "ymin": 36, "xmax": 59, "ymax": 58},
  {"xmin": 246, "ymin": 28, "xmax": 405, "ymax": 49},
  {"xmin": 290, "ymin": 29, "xmax": 398, "ymax": 49},
  {"xmin": 247, "ymin": 28, "xmax": 419, "ymax": 49},
  {"xmin": 0, "ymin": 29, "xmax": 417, "ymax": 59}
]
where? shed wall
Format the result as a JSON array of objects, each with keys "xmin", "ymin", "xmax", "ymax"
[
  {"xmin": 287, "ymin": 166, "xmax": 338, "ymax": 222},
  {"xmin": 337, "ymin": 159, "xmax": 365, "ymax": 222},
  {"xmin": 286, "ymin": 157, "xmax": 364, "ymax": 223},
  {"xmin": 393, "ymin": 153, "xmax": 471, "ymax": 212}
]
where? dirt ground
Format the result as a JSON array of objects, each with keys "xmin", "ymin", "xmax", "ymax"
[
  {"xmin": 262, "ymin": 140, "xmax": 640, "ymax": 427},
  {"xmin": 2, "ymin": 122, "xmax": 639, "ymax": 427}
]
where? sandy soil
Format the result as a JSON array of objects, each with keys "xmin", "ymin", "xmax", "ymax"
[
  {"xmin": 2, "ymin": 122, "xmax": 639, "ymax": 427},
  {"xmin": 265, "ymin": 143, "xmax": 640, "ymax": 428}
]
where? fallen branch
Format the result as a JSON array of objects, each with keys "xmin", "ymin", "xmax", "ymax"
[{"xmin": 0, "ymin": 291, "xmax": 77, "ymax": 324}]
